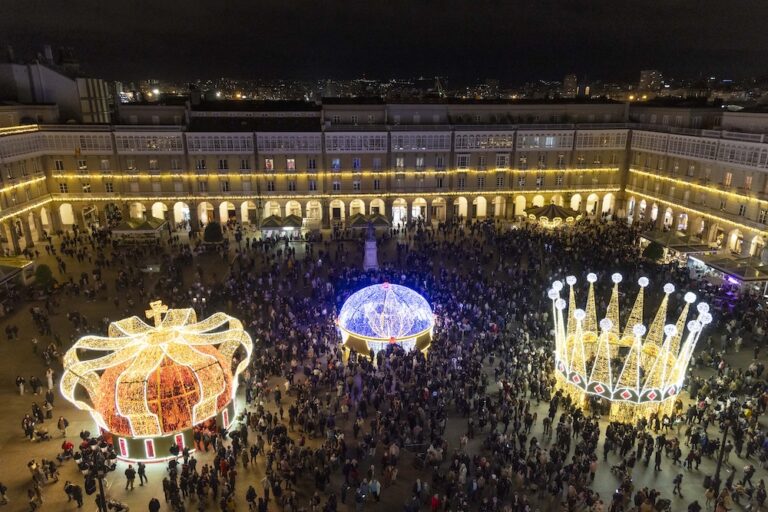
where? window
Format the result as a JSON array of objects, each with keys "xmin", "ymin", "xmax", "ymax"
[
  {"xmin": 519, "ymin": 155, "xmax": 528, "ymax": 170},
  {"xmin": 351, "ymin": 115, "xmax": 358, "ymax": 125},
  {"xmin": 395, "ymin": 157, "xmax": 405, "ymax": 170},
  {"xmin": 308, "ymin": 179, "xmax": 317, "ymax": 191},
  {"xmin": 759, "ymin": 209, "xmax": 768, "ymax": 225},
  {"xmin": 496, "ymin": 154, "xmax": 509, "ymax": 169},
  {"xmin": 82, "ymin": 183, "xmax": 91, "ymax": 193},
  {"xmin": 496, "ymin": 175, "xmax": 504, "ymax": 188},
  {"xmin": 218, "ymin": 159, "xmax": 229, "ymax": 171},
  {"xmin": 78, "ymin": 159, "xmax": 87, "ymax": 170},
  {"xmin": 478, "ymin": 156, "xmax": 487, "ymax": 169},
  {"xmin": 353, "ymin": 180, "xmax": 361, "ymax": 191},
  {"xmin": 373, "ymin": 179, "xmax": 381, "ymax": 190},
  {"xmin": 266, "ymin": 181, "xmax": 275, "ymax": 192},
  {"xmin": 59, "ymin": 182, "xmax": 68, "ymax": 193},
  {"xmin": 577, "ymin": 155, "xmax": 585, "ymax": 168},
  {"xmin": 105, "ymin": 182, "xmax": 114, "ymax": 193},
  {"xmin": 457, "ymin": 154, "xmax": 469, "ymax": 169},
  {"xmin": 198, "ymin": 181, "xmax": 208, "ymax": 192},
  {"xmin": 287, "ymin": 158, "xmax": 296, "ymax": 171},
  {"xmin": 687, "ymin": 164, "xmax": 695, "ymax": 177},
  {"xmin": 149, "ymin": 159, "xmax": 159, "ymax": 171},
  {"xmin": 518, "ymin": 176, "xmax": 526, "ymax": 187},
  {"xmin": 308, "ymin": 158, "xmax": 317, "ymax": 170},
  {"xmin": 555, "ymin": 173, "xmax": 564, "ymax": 186},
  {"xmin": 240, "ymin": 159, "xmax": 250, "ymax": 170},
  {"xmin": 436, "ymin": 177, "xmax": 444, "ymax": 189},
  {"xmin": 100, "ymin": 159, "xmax": 110, "ymax": 171},
  {"xmin": 372, "ymin": 158, "xmax": 381, "ymax": 171},
  {"xmin": 368, "ymin": 115, "xmax": 375, "ymax": 124},
  {"xmin": 393, "ymin": 115, "xmax": 400, "ymax": 125},
  {"xmin": 171, "ymin": 159, "xmax": 180, "ymax": 171},
  {"xmin": 538, "ymin": 154, "xmax": 546, "ymax": 169},
  {"xmin": 745, "ymin": 175, "xmax": 753, "ymax": 190},
  {"xmin": 195, "ymin": 159, "xmax": 206, "ymax": 171},
  {"xmin": 54, "ymin": 159, "xmax": 64, "ymax": 171},
  {"xmin": 723, "ymin": 172, "xmax": 733, "ymax": 187},
  {"xmin": 719, "ymin": 199, "xmax": 726, "ymax": 211},
  {"xmin": 536, "ymin": 174, "xmax": 544, "ymax": 187},
  {"xmin": 221, "ymin": 180, "xmax": 230, "ymax": 192},
  {"xmin": 332, "ymin": 158, "xmax": 341, "ymax": 171},
  {"xmin": 332, "ymin": 181, "xmax": 341, "ymax": 191},
  {"xmin": 19, "ymin": 161, "xmax": 27, "ymax": 176},
  {"xmin": 477, "ymin": 176, "xmax": 485, "ymax": 189},
  {"xmin": 415, "ymin": 156, "xmax": 425, "ymax": 170},
  {"xmin": 288, "ymin": 181, "xmax": 296, "ymax": 191},
  {"xmin": 436, "ymin": 155, "xmax": 445, "ymax": 169},
  {"xmin": 332, "ymin": 115, "xmax": 340, "ymax": 124},
  {"xmin": 738, "ymin": 204, "xmax": 746, "ymax": 217},
  {"xmin": 352, "ymin": 158, "xmax": 361, "ymax": 171},
  {"xmin": 264, "ymin": 158, "xmax": 274, "ymax": 171},
  {"xmin": 457, "ymin": 176, "xmax": 465, "ymax": 189}
]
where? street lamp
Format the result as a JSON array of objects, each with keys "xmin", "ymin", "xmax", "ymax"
[
  {"xmin": 75, "ymin": 437, "xmax": 117, "ymax": 512},
  {"xmin": 712, "ymin": 400, "xmax": 741, "ymax": 494}
]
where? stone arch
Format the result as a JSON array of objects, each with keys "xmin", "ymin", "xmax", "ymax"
[
  {"xmin": 570, "ymin": 193, "xmax": 582, "ymax": 212},
  {"xmin": 59, "ymin": 203, "xmax": 75, "ymax": 226},
  {"xmin": 453, "ymin": 197, "xmax": 468, "ymax": 219},
  {"xmin": 550, "ymin": 194, "xmax": 564, "ymax": 206},
  {"xmin": 151, "ymin": 202, "xmax": 168, "ymax": 221},
  {"xmin": 532, "ymin": 194, "xmax": 545, "ymax": 207},
  {"xmin": 677, "ymin": 212, "xmax": 689, "ymax": 232},
  {"xmin": 663, "ymin": 207, "xmax": 674, "ymax": 228},
  {"xmin": 349, "ymin": 199, "xmax": 365, "ymax": 216},
  {"xmin": 411, "ymin": 197, "xmax": 428, "ymax": 220},
  {"xmin": 198, "ymin": 201, "xmax": 214, "ymax": 224},
  {"xmin": 369, "ymin": 198, "xmax": 385, "ymax": 216},
  {"xmin": 601, "ymin": 192, "xmax": 616, "ymax": 214},
  {"xmin": 749, "ymin": 234, "xmax": 765, "ymax": 258},
  {"xmin": 219, "ymin": 201, "xmax": 236, "ymax": 223},
  {"xmin": 240, "ymin": 201, "xmax": 257, "ymax": 224},
  {"xmin": 638, "ymin": 199, "xmax": 647, "ymax": 220},
  {"xmin": 431, "ymin": 197, "xmax": 446, "ymax": 222},
  {"xmin": 173, "ymin": 202, "xmax": 191, "ymax": 225},
  {"xmin": 285, "ymin": 200, "xmax": 302, "ymax": 217},
  {"xmin": 650, "ymin": 203, "xmax": 659, "ymax": 221},
  {"xmin": 263, "ymin": 201, "xmax": 281, "ymax": 218},
  {"xmin": 129, "ymin": 202, "xmax": 146, "ymax": 220},
  {"xmin": 329, "ymin": 199, "xmax": 345, "ymax": 223},
  {"xmin": 82, "ymin": 204, "xmax": 99, "ymax": 226},
  {"xmin": 585, "ymin": 193, "xmax": 600, "ymax": 215},
  {"xmin": 514, "ymin": 196, "xmax": 527, "ymax": 217},
  {"xmin": 306, "ymin": 200, "xmax": 322, "ymax": 223},
  {"xmin": 727, "ymin": 228, "xmax": 743, "ymax": 253},
  {"xmin": 472, "ymin": 196, "xmax": 488, "ymax": 218},
  {"xmin": 492, "ymin": 196, "xmax": 506, "ymax": 217},
  {"xmin": 392, "ymin": 197, "xmax": 407, "ymax": 224}
]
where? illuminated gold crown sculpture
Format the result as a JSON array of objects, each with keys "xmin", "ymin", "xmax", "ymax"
[
  {"xmin": 61, "ymin": 301, "xmax": 253, "ymax": 451},
  {"xmin": 549, "ymin": 273, "xmax": 712, "ymax": 423}
]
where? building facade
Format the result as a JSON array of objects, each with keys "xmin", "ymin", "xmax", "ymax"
[{"xmin": 0, "ymin": 99, "xmax": 766, "ymax": 259}]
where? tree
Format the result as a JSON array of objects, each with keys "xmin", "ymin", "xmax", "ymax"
[
  {"xmin": 35, "ymin": 264, "xmax": 54, "ymax": 289},
  {"xmin": 642, "ymin": 241, "xmax": 664, "ymax": 261},
  {"xmin": 203, "ymin": 222, "xmax": 224, "ymax": 243}
]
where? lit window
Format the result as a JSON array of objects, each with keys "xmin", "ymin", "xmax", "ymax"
[
  {"xmin": 456, "ymin": 154, "xmax": 469, "ymax": 169},
  {"xmin": 352, "ymin": 158, "xmax": 361, "ymax": 171},
  {"xmin": 396, "ymin": 157, "xmax": 405, "ymax": 170},
  {"xmin": 264, "ymin": 158, "xmax": 274, "ymax": 171},
  {"xmin": 287, "ymin": 158, "xmax": 296, "ymax": 171},
  {"xmin": 495, "ymin": 154, "xmax": 509, "ymax": 169},
  {"xmin": 723, "ymin": 172, "xmax": 733, "ymax": 187},
  {"xmin": 78, "ymin": 159, "xmax": 87, "ymax": 170},
  {"xmin": 332, "ymin": 159, "xmax": 341, "ymax": 171},
  {"xmin": 745, "ymin": 175, "xmax": 753, "ymax": 190},
  {"xmin": 149, "ymin": 159, "xmax": 159, "ymax": 171},
  {"xmin": 82, "ymin": 183, "xmax": 91, "ymax": 193},
  {"xmin": 100, "ymin": 159, "xmax": 110, "ymax": 171},
  {"xmin": 415, "ymin": 157, "xmax": 425, "ymax": 170}
]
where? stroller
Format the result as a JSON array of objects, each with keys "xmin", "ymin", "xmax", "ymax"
[{"xmin": 34, "ymin": 428, "xmax": 51, "ymax": 442}]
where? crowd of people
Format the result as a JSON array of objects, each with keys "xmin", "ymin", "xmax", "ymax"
[{"xmin": 4, "ymin": 215, "xmax": 768, "ymax": 512}]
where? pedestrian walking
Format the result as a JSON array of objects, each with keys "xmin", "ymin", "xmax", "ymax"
[{"xmin": 125, "ymin": 464, "xmax": 136, "ymax": 490}]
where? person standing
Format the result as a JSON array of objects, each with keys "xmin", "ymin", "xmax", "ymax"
[
  {"xmin": 673, "ymin": 473, "xmax": 684, "ymax": 498},
  {"xmin": 138, "ymin": 461, "xmax": 147, "ymax": 486},
  {"xmin": 16, "ymin": 375, "xmax": 25, "ymax": 395},
  {"xmin": 57, "ymin": 417, "xmax": 68, "ymax": 437},
  {"xmin": 124, "ymin": 464, "xmax": 136, "ymax": 490},
  {"xmin": 45, "ymin": 368, "xmax": 54, "ymax": 390},
  {"xmin": 654, "ymin": 449, "xmax": 663, "ymax": 471}
]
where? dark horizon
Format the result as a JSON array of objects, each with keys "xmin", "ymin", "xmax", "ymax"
[{"xmin": 3, "ymin": 0, "xmax": 768, "ymax": 85}]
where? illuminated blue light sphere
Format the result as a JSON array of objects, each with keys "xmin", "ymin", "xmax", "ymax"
[{"xmin": 338, "ymin": 283, "xmax": 434, "ymax": 353}]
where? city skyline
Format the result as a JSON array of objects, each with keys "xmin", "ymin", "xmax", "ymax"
[{"xmin": 3, "ymin": 0, "xmax": 768, "ymax": 83}]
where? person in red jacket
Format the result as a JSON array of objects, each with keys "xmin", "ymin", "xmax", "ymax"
[{"xmin": 430, "ymin": 494, "xmax": 441, "ymax": 512}]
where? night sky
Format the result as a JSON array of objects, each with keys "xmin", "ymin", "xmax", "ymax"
[{"xmin": 3, "ymin": 0, "xmax": 768, "ymax": 83}]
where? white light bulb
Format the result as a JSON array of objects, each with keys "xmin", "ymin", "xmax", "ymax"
[
  {"xmin": 599, "ymin": 318, "xmax": 613, "ymax": 331},
  {"xmin": 552, "ymin": 281, "xmax": 564, "ymax": 292},
  {"xmin": 638, "ymin": 277, "xmax": 649, "ymax": 288},
  {"xmin": 587, "ymin": 273, "xmax": 598, "ymax": 283},
  {"xmin": 547, "ymin": 289, "xmax": 559, "ymax": 300},
  {"xmin": 566, "ymin": 276, "xmax": 577, "ymax": 286},
  {"xmin": 687, "ymin": 320, "xmax": 702, "ymax": 333},
  {"xmin": 574, "ymin": 309, "xmax": 586, "ymax": 321},
  {"xmin": 632, "ymin": 324, "xmax": 646, "ymax": 337},
  {"xmin": 684, "ymin": 292, "xmax": 697, "ymax": 303},
  {"xmin": 697, "ymin": 303, "xmax": 710, "ymax": 314},
  {"xmin": 555, "ymin": 298, "xmax": 566, "ymax": 310},
  {"xmin": 611, "ymin": 273, "xmax": 623, "ymax": 284},
  {"xmin": 664, "ymin": 324, "xmax": 677, "ymax": 337},
  {"xmin": 700, "ymin": 312, "xmax": 713, "ymax": 325},
  {"xmin": 663, "ymin": 283, "xmax": 675, "ymax": 294}
]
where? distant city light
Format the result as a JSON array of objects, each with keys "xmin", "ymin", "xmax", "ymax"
[{"xmin": 152, "ymin": 88, "xmax": 160, "ymax": 95}]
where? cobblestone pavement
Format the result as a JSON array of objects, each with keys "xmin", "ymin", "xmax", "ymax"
[{"xmin": 0, "ymin": 230, "xmax": 762, "ymax": 511}]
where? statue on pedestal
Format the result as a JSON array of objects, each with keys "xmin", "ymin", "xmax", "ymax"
[{"xmin": 363, "ymin": 221, "xmax": 379, "ymax": 271}]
